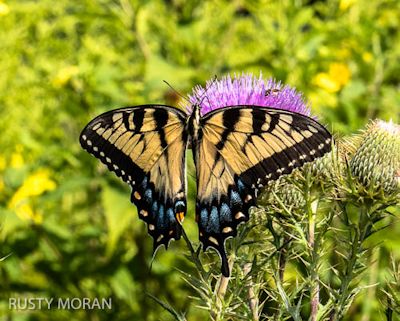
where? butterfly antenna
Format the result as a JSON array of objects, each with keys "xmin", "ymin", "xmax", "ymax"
[
  {"xmin": 163, "ymin": 80, "xmax": 190, "ymax": 103},
  {"xmin": 197, "ymin": 75, "xmax": 218, "ymax": 110}
]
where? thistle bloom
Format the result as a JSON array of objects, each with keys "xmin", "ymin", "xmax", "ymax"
[
  {"xmin": 185, "ymin": 73, "xmax": 311, "ymax": 116},
  {"xmin": 350, "ymin": 119, "xmax": 400, "ymax": 194}
]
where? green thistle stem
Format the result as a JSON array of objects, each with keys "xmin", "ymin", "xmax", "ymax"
[
  {"xmin": 278, "ymin": 235, "xmax": 290, "ymax": 282},
  {"xmin": 212, "ymin": 257, "xmax": 234, "ymax": 321},
  {"xmin": 181, "ymin": 227, "xmax": 206, "ymax": 277},
  {"xmin": 360, "ymin": 249, "xmax": 379, "ymax": 321},
  {"xmin": 330, "ymin": 204, "xmax": 373, "ymax": 320},
  {"xmin": 243, "ymin": 262, "xmax": 259, "ymax": 321},
  {"xmin": 304, "ymin": 167, "xmax": 320, "ymax": 321},
  {"xmin": 309, "ymin": 198, "xmax": 320, "ymax": 321}
]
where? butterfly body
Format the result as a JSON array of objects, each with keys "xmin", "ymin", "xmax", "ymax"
[{"xmin": 80, "ymin": 104, "xmax": 332, "ymax": 276}]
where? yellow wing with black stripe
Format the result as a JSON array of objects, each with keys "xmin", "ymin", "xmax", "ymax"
[
  {"xmin": 194, "ymin": 106, "xmax": 332, "ymax": 276},
  {"xmin": 80, "ymin": 105, "xmax": 188, "ymax": 251}
]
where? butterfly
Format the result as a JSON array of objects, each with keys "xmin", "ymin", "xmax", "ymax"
[{"xmin": 80, "ymin": 103, "xmax": 332, "ymax": 276}]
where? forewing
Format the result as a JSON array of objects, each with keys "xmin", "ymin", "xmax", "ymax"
[
  {"xmin": 196, "ymin": 106, "xmax": 332, "ymax": 276},
  {"xmin": 80, "ymin": 105, "xmax": 188, "ymax": 250}
]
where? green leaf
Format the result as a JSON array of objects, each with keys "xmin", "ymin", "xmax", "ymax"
[
  {"xmin": 110, "ymin": 267, "xmax": 138, "ymax": 310},
  {"xmin": 101, "ymin": 185, "xmax": 136, "ymax": 257}
]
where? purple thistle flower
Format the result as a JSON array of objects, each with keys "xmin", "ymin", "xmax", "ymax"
[{"xmin": 185, "ymin": 73, "xmax": 311, "ymax": 117}]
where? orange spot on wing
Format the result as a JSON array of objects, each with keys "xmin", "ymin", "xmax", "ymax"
[{"xmin": 176, "ymin": 212, "xmax": 185, "ymax": 224}]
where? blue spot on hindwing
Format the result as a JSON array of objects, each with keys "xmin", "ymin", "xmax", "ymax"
[
  {"xmin": 236, "ymin": 178, "xmax": 246, "ymax": 194},
  {"xmin": 167, "ymin": 208, "xmax": 174, "ymax": 224},
  {"xmin": 144, "ymin": 188, "xmax": 153, "ymax": 204},
  {"xmin": 157, "ymin": 204, "xmax": 165, "ymax": 229},
  {"xmin": 220, "ymin": 203, "xmax": 232, "ymax": 223},
  {"xmin": 175, "ymin": 200, "xmax": 185, "ymax": 212},
  {"xmin": 152, "ymin": 201, "xmax": 158, "ymax": 219},
  {"xmin": 207, "ymin": 206, "xmax": 220, "ymax": 233},
  {"xmin": 141, "ymin": 176, "xmax": 148, "ymax": 189},
  {"xmin": 230, "ymin": 190, "xmax": 242, "ymax": 208},
  {"xmin": 200, "ymin": 209, "xmax": 208, "ymax": 228}
]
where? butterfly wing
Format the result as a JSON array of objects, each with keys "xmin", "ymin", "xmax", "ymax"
[
  {"xmin": 195, "ymin": 106, "xmax": 332, "ymax": 276},
  {"xmin": 80, "ymin": 105, "xmax": 188, "ymax": 251}
]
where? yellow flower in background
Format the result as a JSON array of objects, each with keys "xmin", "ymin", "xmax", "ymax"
[
  {"xmin": 52, "ymin": 65, "xmax": 79, "ymax": 87},
  {"xmin": 336, "ymin": 47, "xmax": 351, "ymax": 59},
  {"xmin": 8, "ymin": 169, "xmax": 56, "ymax": 224},
  {"xmin": 13, "ymin": 202, "xmax": 43, "ymax": 224},
  {"xmin": 0, "ymin": 155, "xmax": 7, "ymax": 192},
  {"xmin": 16, "ymin": 169, "xmax": 56, "ymax": 198},
  {"xmin": 10, "ymin": 153, "xmax": 24, "ymax": 168},
  {"xmin": 313, "ymin": 73, "xmax": 339, "ymax": 93},
  {"xmin": 309, "ymin": 89, "xmax": 338, "ymax": 110},
  {"xmin": 339, "ymin": 0, "xmax": 357, "ymax": 11},
  {"xmin": 362, "ymin": 52, "xmax": 373, "ymax": 63},
  {"xmin": 10, "ymin": 145, "xmax": 24, "ymax": 168},
  {"xmin": 0, "ymin": 155, "xmax": 6, "ymax": 171},
  {"xmin": 313, "ymin": 63, "xmax": 351, "ymax": 93},
  {"xmin": 378, "ymin": 9, "xmax": 398, "ymax": 28},
  {"xmin": 0, "ymin": 2, "xmax": 10, "ymax": 16}
]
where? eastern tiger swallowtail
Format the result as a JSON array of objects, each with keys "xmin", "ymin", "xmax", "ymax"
[{"xmin": 80, "ymin": 103, "xmax": 332, "ymax": 276}]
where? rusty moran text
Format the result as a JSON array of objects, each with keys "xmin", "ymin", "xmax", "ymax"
[{"xmin": 9, "ymin": 297, "xmax": 112, "ymax": 310}]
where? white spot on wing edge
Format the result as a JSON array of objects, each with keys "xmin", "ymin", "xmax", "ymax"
[
  {"xmin": 222, "ymin": 227, "xmax": 233, "ymax": 233},
  {"xmin": 208, "ymin": 236, "xmax": 219, "ymax": 245},
  {"xmin": 235, "ymin": 212, "xmax": 246, "ymax": 220}
]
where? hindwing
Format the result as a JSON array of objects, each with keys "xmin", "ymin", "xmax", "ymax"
[
  {"xmin": 80, "ymin": 105, "xmax": 188, "ymax": 250},
  {"xmin": 195, "ymin": 106, "xmax": 332, "ymax": 276}
]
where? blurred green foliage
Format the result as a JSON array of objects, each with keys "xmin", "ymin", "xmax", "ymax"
[{"xmin": 0, "ymin": 0, "xmax": 399, "ymax": 320}]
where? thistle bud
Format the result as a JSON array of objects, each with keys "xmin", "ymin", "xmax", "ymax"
[
  {"xmin": 278, "ymin": 182, "xmax": 306, "ymax": 210},
  {"xmin": 309, "ymin": 144, "xmax": 339, "ymax": 181},
  {"xmin": 259, "ymin": 176, "xmax": 306, "ymax": 217},
  {"xmin": 350, "ymin": 120, "xmax": 400, "ymax": 194}
]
